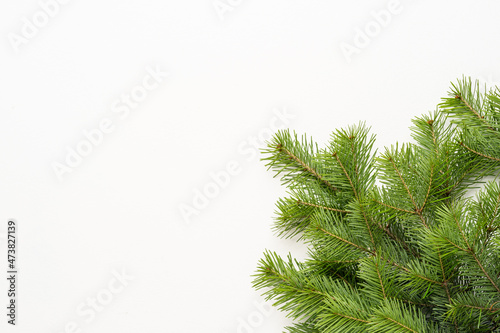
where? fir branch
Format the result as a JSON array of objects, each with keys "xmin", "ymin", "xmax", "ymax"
[
  {"xmin": 254, "ymin": 77, "xmax": 500, "ymax": 332},
  {"xmin": 450, "ymin": 205, "xmax": 500, "ymax": 294},
  {"xmin": 387, "ymin": 155, "xmax": 420, "ymax": 214},
  {"xmin": 371, "ymin": 216, "xmax": 420, "ymax": 258},
  {"xmin": 369, "ymin": 299, "xmax": 434, "ymax": 333},
  {"xmin": 372, "ymin": 199, "xmax": 415, "ymax": 214},
  {"xmin": 279, "ymin": 143, "xmax": 339, "ymax": 193},
  {"xmin": 460, "ymin": 141, "xmax": 500, "ymax": 162},
  {"xmin": 455, "ymin": 91, "xmax": 493, "ymax": 130},
  {"xmin": 316, "ymin": 226, "xmax": 374, "ymax": 255},
  {"xmin": 420, "ymin": 163, "xmax": 434, "ymax": 212},
  {"xmin": 333, "ymin": 152, "xmax": 358, "ymax": 200},
  {"xmin": 297, "ymin": 200, "xmax": 349, "ymax": 213}
]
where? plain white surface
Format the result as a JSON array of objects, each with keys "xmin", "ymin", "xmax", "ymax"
[{"xmin": 1, "ymin": 0, "xmax": 500, "ymax": 332}]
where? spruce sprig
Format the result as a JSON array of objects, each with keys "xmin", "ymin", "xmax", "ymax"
[{"xmin": 253, "ymin": 78, "xmax": 500, "ymax": 332}]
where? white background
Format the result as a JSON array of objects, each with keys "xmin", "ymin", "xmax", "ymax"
[{"xmin": 0, "ymin": 0, "xmax": 499, "ymax": 332}]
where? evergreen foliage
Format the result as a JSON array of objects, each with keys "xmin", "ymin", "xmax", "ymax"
[{"xmin": 253, "ymin": 78, "xmax": 500, "ymax": 332}]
